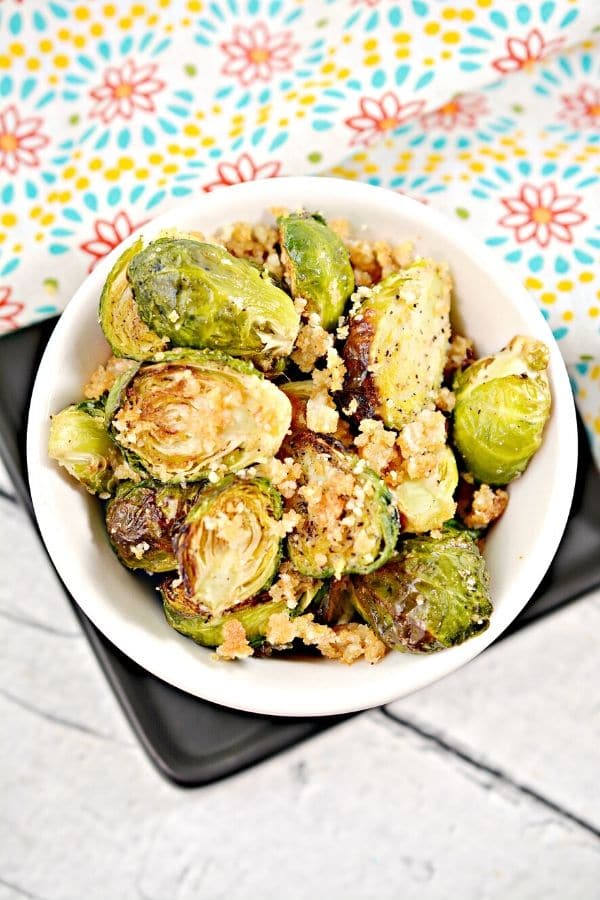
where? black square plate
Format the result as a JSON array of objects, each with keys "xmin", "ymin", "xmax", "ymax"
[{"xmin": 1, "ymin": 319, "xmax": 598, "ymax": 785}]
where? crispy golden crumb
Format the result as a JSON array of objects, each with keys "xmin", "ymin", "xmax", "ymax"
[
  {"xmin": 215, "ymin": 221, "xmax": 283, "ymax": 277},
  {"xmin": 354, "ymin": 418, "xmax": 398, "ymax": 475},
  {"xmin": 255, "ymin": 456, "xmax": 302, "ymax": 499},
  {"xmin": 292, "ymin": 314, "xmax": 334, "ymax": 372},
  {"xmin": 345, "ymin": 238, "xmax": 414, "ymax": 286},
  {"xmin": 446, "ymin": 334, "xmax": 474, "ymax": 375},
  {"xmin": 435, "ymin": 386, "xmax": 456, "ymax": 413},
  {"xmin": 328, "ymin": 217, "xmax": 350, "ymax": 239},
  {"xmin": 215, "ymin": 619, "xmax": 254, "ymax": 661},
  {"xmin": 83, "ymin": 356, "xmax": 136, "ymax": 400},
  {"xmin": 396, "ymin": 410, "xmax": 447, "ymax": 480},
  {"xmin": 306, "ymin": 389, "xmax": 339, "ymax": 434},
  {"xmin": 268, "ymin": 561, "xmax": 317, "ymax": 610},
  {"xmin": 463, "ymin": 484, "xmax": 509, "ymax": 529},
  {"xmin": 266, "ymin": 612, "xmax": 386, "ymax": 664},
  {"xmin": 312, "ymin": 347, "xmax": 346, "ymax": 394}
]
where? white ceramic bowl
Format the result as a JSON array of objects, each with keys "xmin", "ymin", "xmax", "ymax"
[{"xmin": 27, "ymin": 177, "xmax": 577, "ymax": 717}]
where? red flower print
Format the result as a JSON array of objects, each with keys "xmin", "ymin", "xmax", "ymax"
[
  {"xmin": 203, "ymin": 152, "xmax": 282, "ymax": 191},
  {"xmin": 80, "ymin": 211, "xmax": 146, "ymax": 271},
  {"xmin": 220, "ymin": 23, "xmax": 299, "ymax": 87},
  {"xmin": 0, "ymin": 285, "xmax": 24, "ymax": 334},
  {"xmin": 90, "ymin": 59, "xmax": 165, "ymax": 124},
  {"xmin": 492, "ymin": 29, "xmax": 564, "ymax": 75},
  {"xmin": 0, "ymin": 104, "xmax": 49, "ymax": 175},
  {"xmin": 421, "ymin": 93, "xmax": 488, "ymax": 131},
  {"xmin": 559, "ymin": 83, "xmax": 600, "ymax": 129},
  {"xmin": 499, "ymin": 182, "xmax": 586, "ymax": 247},
  {"xmin": 345, "ymin": 92, "xmax": 425, "ymax": 146}
]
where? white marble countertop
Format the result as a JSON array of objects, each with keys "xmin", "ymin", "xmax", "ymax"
[{"xmin": 1, "ymin": 464, "xmax": 599, "ymax": 900}]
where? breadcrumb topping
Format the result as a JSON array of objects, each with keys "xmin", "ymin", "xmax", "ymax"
[
  {"xmin": 346, "ymin": 238, "xmax": 414, "ymax": 286},
  {"xmin": 267, "ymin": 561, "xmax": 318, "ymax": 610},
  {"xmin": 291, "ymin": 313, "xmax": 334, "ymax": 373},
  {"xmin": 462, "ymin": 484, "xmax": 509, "ymax": 529},
  {"xmin": 312, "ymin": 347, "xmax": 346, "ymax": 394},
  {"xmin": 215, "ymin": 221, "xmax": 283, "ymax": 278},
  {"xmin": 255, "ymin": 456, "xmax": 302, "ymax": 499},
  {"xmin": 396, "ymin": 409, "xmax": 447, "ymax": 480},
  {"xmin": 265, "ymin": 612, "xmax": 386, "ymax": 664},
  {"xmin": 354, "ymin": 418, "xmax": 398, "ymax": 475},
  {"xmin": 306, "ymin": 390, "xmax": 339, "ymax": 435},
  {"xmin": 215, "ymin": 619, "xmax": 254, "ymax": 661},
  {"xmin": 83, "ymin": 356, "xmax": 136, "ymax": 400},
  {"xmin": 435, "ymin": 386, "xmax": 456, "ymax": 413}
]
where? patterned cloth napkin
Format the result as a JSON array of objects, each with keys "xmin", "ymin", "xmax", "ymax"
[{"xmin": 0, "ymin": 0, "xmax": 598, "ymax": 458}]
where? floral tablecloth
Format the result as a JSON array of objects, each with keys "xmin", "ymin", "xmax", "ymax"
[{"xmin": 0, "ymin": 0, "xmax": 598, "ymax": 458}]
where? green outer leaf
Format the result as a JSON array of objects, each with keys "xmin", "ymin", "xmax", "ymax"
[
  {"xmin": 128, "ymin": 237, "xmax": 300, "ymax": 361},
  {"xmin": 104, "ymin": 361, "xmax": 141, "ymax": 426},
  {"xmin": 352, "ymin": 529, "xmax": 492, "ymax": 653},
  {"xmin": 48, "ymin": 403, "xmax": 121, "ymax": 495},
  {"xmin": 453, "ymin": 373, "xmax": 551, "ymax": 485},
  {"xmin": 98, "ymin": 238, "xmax": 167, "ymax": 360},
  {"xmin": 176, "ymin": 475, "xmax": 283, "ymax": 616},
  {"xmin": 279, "ymin": 212, "xmax": 354, "ymax": 331},
  {"xmin": 452, "ymin": 338, "xmax": 551, "ymax": 485}
]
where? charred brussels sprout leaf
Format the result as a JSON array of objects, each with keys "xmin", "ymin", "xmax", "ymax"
[
  {"xmin": 452, "ymin": 336, "xmax": 551, "ymax": 485},
  {"xmin": 343, "ymin": 260, "xmax": 451, "ymax": 429},
  {"xmin": 109, "ymin": 349, "xmax": 291, "ymax": 483},
  {"xmin": 105, "ymin": 481, "xmax": 201, "ymax": 572},
  {"xmin": 279, "ymin": 212, "xmax": 354, "ymax": 331},
  {"xmin": 391, "ymin": 445, "xmax": 459, "ymax": 534},
  {"xmin": 127, "ymin": 237, "xmax": 300, "ymax": 363},
  {"xmin": 48, "ymin": 402, "xmax": 123, "ymax": 495},
  {"xmin": 352, "ymin": 529, "xmax": 492, "ymax": 652},
  {"xmin": 176, "ymin": 476, "xmax": 283, "ymax": 617},
  {"xmin": 99, "ymin": 238, "xmax": 168, "ymax": 360},
  {"xmin": 285, "ymin": 431, "xmax": 399, "ymax": 579},
  {"xmin": 161, "ymin": 576, "xmax": 322, "ymax": 648}
]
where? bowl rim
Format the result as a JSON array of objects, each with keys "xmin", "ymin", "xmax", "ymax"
[{"xmin": 26, "ymin": 176, "xmax": 578, "ymax": 717}]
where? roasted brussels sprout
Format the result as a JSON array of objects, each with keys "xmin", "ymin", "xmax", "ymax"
[
  {"xmin": 176, "ymin": 476, "xmax": 283, "ymax": 617},
  {"xmin": 452, "ymin": 336, "xmax": 551, "ymax": 485},
  {"xmin": 352, "ymin": 529, "xmax": 492, "ymax": 652},
  {"xmin": 48, "ymin": 401, "xmax": 124, "ymax": 496},
  {"xmin": 109, "ymin": 349, "xmax": 291, "ymax": 483},
  {"xmin": 279, "ymin": 212, "xmax": 354, "ymax": 330},
  {"xmin": 99, "ymin": 239, "xmax": 168, "ymax": 360},
  {"xmin": 105, "ymin": 481, "xmax": 201, "ymax": 572},
  {"xmin": 161, "ymin": 575, "xmax": 323, "ymax": 648},
  {"xmin": 285, "ymin": 431, "xmax": 399, "ymax": 579},
  {"xmin": 127, "ymin": 237, "xmax": 300, "ymax": 363},
  {"xmin": 391, "ymin": 445, "xmax": 458, "ymax": 533},
  {"xmin": 343, "ymin": 260, "xmax": 451, "ymax": 429}
]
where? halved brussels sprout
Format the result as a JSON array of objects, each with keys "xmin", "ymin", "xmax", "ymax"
[
  {"xmin": 161, "ymin": 576, "xmax": 323, "ymax": 648},
  {"xmin": 109, "ymin": 349, "xmax": 291, "ymax": 483},
  {"xmin": 127, "ymin": 237, "xmax": 300, "ymax": 363},
  {"xmin": 342, "ymin": 260, "xmax": 451, "ymax": 429},
  {"xmin": 279, "ymin": 212, "xmax": 354, "ymax": 330},
  {"xmin": 99, "ymin": 238, "xmax": 168, "ymax": 360},
  {"xmin": 285, "ymin": 431, "xmax": 399, "ymax": 579},
  {"xmin": 105, "ymin": 481, "xmax": 201, "ymax": 572},
  {"xmin": 48, "ymin": 401, "xmax": 123, "ymax": 495},
  {"xmin": 352, "ymin": 529, "xmax": 492, "ymax": 652},
  {"xmin": 176, "ymin": 476, "xmax": 283, "ymax": 617},
  {"xmin": 452, "ymin": 336, "xmax": 551, "ymax": 485},
  {"xmin": 390, "ymin": 445, "xmax": 458, "ymax": 533}
]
